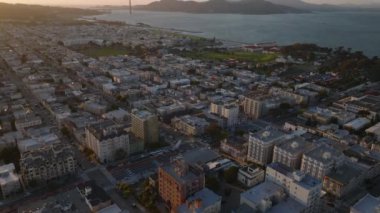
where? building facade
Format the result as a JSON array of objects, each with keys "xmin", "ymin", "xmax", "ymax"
[
  {"xmin": 266, "ymin": 163, "xmax": 322, "ymax": 211},
  {"xmin": 131, "ymin": 110, "xmax": 159, "ymax": 144},
  {"xmin": 0, "ymin": 163, "xmax": 21, "ymax": 198},
  {"xmin": 272, "ymin": 137, "xmax": 313, "ymax": 170},
  {"xmin": 85, "ymin": 121, "xmax": 130, "ymax": 163},
  {"xmin": 20, "ymin": 143, "xmax": 76, "ymax": 185},
  {"xmin": 301, "ymin": 144, "xmax": 343, "ymax": 180},
  {"xmin": 237, "ymin": 166, "xmax": 265, "ymax": 187},
  {"xmin": 247, "ymin": 129, "xmax": 287, "ymax": 165},
  {"xmin": 158, "ymin": 157, "xmax": 205, "ymax": 211}
]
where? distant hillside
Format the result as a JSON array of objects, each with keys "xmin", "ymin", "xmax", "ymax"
[
  {"xmin": 0, "ymin": 3, "xmax": 101, "ymax": 22},
  {"xmin": 266, "ymin": 0, "xmax": 343, "ymax": 10},
  {"xmin": 134, "ymin": 0, "xmax": 307, "ymax": 15}
]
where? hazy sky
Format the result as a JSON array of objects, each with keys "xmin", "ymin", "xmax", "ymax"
[{"xmin": 0, "ymin": 0, "xmax": 379, "ymax": 6}]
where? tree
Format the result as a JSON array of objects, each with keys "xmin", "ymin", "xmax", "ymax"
[
  {"xmin": 223, "ymin": 166, "xmax": 239, "ymax": 183},
  {"xmin": 205, "ymin": 123, "xmax": 228, "ymax": 143},
  {"xmin": 61, "ymin": 126, "xmax": 71, "ymax": 137},
  {"xmin": 117, "ymin": 182, "xmax": 133, "ymax": 199},
  {"xmin": 358, "ymin": 110, "xmax": 370, "ymax": 118},
  {"xmin": 20, "ymin": 54, "xmax": 27, "ymax": 64},
  {"xmin": 0, "ymin": 146, "xmax": 21, "ymax": 171},
  {"xmin": 114, "ymin": 149, "xmax": 127, "ymax": 161},
  {"xmin": 205, "ymin": 176, "xmax": 220, "ymax": 192}
]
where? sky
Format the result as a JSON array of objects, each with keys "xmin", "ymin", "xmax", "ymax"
[{"xmin": 0, "ymin": 0, "xmax": 379, "ymax": 6}]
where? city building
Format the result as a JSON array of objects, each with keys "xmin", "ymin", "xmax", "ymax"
[
  {"xmin": 210, "ymin": 101, "xmax": 239, "ymax": 128},
  {"xmin": 247, "ymin": 128, "xmax": 287, "ymax": 165},
  {"xmin": 171, "ymin": 115, "xmax": 209, "ymax": 136},
  {"xmin": 301, "ymin": 144, "xmax": 344, "ymax": 180},
  {"xmin": 350, "ymin": 193, "xmax": 380, "ymax": 213},
  {"xmin": 177, "ymin": 188, "xmax": 222, "ymax": 213},
  {"xmin": 272, "ymin": 136, "xmax": 314, "ymax": 170},
  {"xmin": 19, "ymin": 188, "xmax": 92, "ymax": 213},
  {"xmin": 131, "ymin": 109, "xmax": 159, "ymax": 144},
  {"xmin": 158, "ymin": 157, "xmax": 205, "ymax": 211},
  {"xmin": 14, "ymin": 115, "xmax": 42, "ymax": 130},
  {"xmin": 266, "ymin": 162, "xmax": 322, "ymax": 210},
  {"xmin": 323, "ymin": 163, "xmax": 365, "ymax": 198},
  {"xmin": 20, "ymin": 143, "xmax": 76, "ymax": 185},
  {"xmin": 0, "ymin": 163, "xmax": 21, "ymax": 198},
  {"xmin": 243, "ymin": 92, "xmax": 272, "ymax": 119},
  {"xmin": 85, "ymin": 121, "xmax": 130, "ymax": 163},
  {"xmin": 220, "ymin": 137, "xmax": 248, "ymax": 164},
  {"xmin": 237, "ymin": 166, "xmax": 265, "ymax": 187},
  {"xmin": 77, "ymin": 181, "xmax": 115, "ymax": 212},
  {"xmin": 240, "ymin": 181, "xmax": 286, "ymax": 212}
]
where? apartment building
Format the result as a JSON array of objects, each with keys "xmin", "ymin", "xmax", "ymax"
[
  {"xmin": 0, "ymin": 163, "xmax": 21, "ymax": 198},
  {"xmin": 273, "ymin": 136, "xmax": 314, "ymax": 170},
  {"xmin": 20, "ymin": 143, "xmax": 76, "ymax": 185},
  {"xmin": 158, "ymin": 157, "xmax": 205, "ymax": 211},
  {"xmin": 210, "ymin": 101, "xmax": 239, "ymax": 128},
  {"xmin": 171, "ymin": 115, "xmax": 209, "ymax": 136},
  {"xmin": 85, "ymin": 121, "xmax": 129, "ymax": 163},
  {"xmin": 266, "ymin": 162, "xmax": 322, "ymax": 211},
  {"xmin": 301, "ymin": 144, "xmax": 343, "ymax": 180},
  {"xmin": 247, "ymin": 128, "xmax": 287, "ymax": 165},
  {"xmin": 131, "ymin": 109, "xmax": 159, "ymax": 144}
]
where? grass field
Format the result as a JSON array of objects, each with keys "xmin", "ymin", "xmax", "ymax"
[
  {"xmin": 183, "ymin": 50, "xmax": 278, "ymax": 63},
  {"xmin": 79, "ymin": 47, "xmax": 131, "ymax": 58}
]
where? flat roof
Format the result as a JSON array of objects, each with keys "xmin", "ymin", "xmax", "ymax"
[
  {"xmin": 241, "ymin": 181, "xmax": 283, "ymax": 204},
  {"xmin": 352, "ymin": 194, "xmax": 380, "ymax": 213}
]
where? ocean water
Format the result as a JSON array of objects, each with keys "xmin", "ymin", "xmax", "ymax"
[{"xmin": 92, "ymin": 10, "xmax": 380, "ymax": 57}]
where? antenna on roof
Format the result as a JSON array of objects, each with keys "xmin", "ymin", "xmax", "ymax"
[{"xmin": 129, "ymin": 0, "xmax": 132, "ymax": 15}]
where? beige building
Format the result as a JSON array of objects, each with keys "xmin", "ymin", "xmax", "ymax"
[
  {"xmin": 171, "ymin": 115, "xmax": 209, "ymax": 136},
  {"xmin": 243, "ymin": 93, "xmax": 272, "ymax": 119},
  {"xmin": 0, "ymin": 163, "xmax": 21, "ymax": 198},
  {"xmin": 85, "ymin": 121, "xmax": 130, "ymax": 163},
  {"xmin": 210, "ymin": 101, "xmax": 239, "ymax": 128},
  {"xmin": 20, "ymin": 143, "xmax": 76, "ymax": 185},
  {"xmin": 301, "ymin": 144, "xmax": 343, "ymax": 180},
  {"xmin": 273, "ymin": 136, "xmax": 314, "ymax": 170},
  {"xmin": 247, "ymin": 129, "xmax": 287, "ymax": 165},
  {"xmin": 131, "ymin": 110, "xmax": 159, "ymax": 144}
]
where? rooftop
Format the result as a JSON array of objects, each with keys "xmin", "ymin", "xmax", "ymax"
[
  {"xmin": 240, "ymin": 181, "xmax": 284, "ymax": 204},
  {"xmin": 250, "ymin": 128, "xmax": 286, "ymax": 143},
  {"xmin": 351, "ymin": 194, "xmax": 380, "ymax": 213},
  {"xmin": 325, "ymin": 163, "xmax": 365, "ymax": 185},
  {"xmin": 177, "ymin": 188, "xmax": 221, "ymax": 213},
  {"xmin": 267, "ymin": 162, "xmax": 321, "ymax": 189},
  {"xmin": 275, "ymin": 136, "xmax": 313, "ymax": 155},
  {"xmin": 304, "ymin": 144, "xmax": 342, "ymax": 164}
]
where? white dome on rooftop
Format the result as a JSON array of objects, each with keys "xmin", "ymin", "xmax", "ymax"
[
  {"xmin": 291, "ymin": 141, "xmax": 299, "ymax": 149},
  {"xmin": 322, "ymin": 152, "xmax": 331, "ymax": 160}
]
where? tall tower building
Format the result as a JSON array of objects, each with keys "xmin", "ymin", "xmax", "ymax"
[{"xmin": 131, "ymin": 109, "xmax": 159, "ymax": 144}]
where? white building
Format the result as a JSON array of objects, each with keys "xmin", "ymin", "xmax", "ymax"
[
  {"xmin": 247, "ymin": 129, "xmax": 287, "ymax": 165},
  {"xmin": 273, "ymin": 136, "xmax": 314, "ymax": 170},
  {"xmin": 85, "ymin": 121, "xmax": 130, "ymax": 163},
  {"xmin": 0, "ymin": 163, "xmax": 21, "ymax": 198},
  {"xmin": 266, "ymin": 163, "xmax": 322, "ymax": 211},
  {"xmin": 237, "ymin": 166, "xmax": 265, "ymax": 187},
  {"xmin": 301, "ymin": 144, "xmax": 344, "ymax": 180},
  {"xmin": 240, "ymin": 181, "xmax": 286, "ymax": 212}
]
